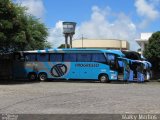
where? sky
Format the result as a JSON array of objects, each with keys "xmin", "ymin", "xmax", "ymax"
[{"xmin": 14, "ymin": 0, "xmax": 160, "ymax": 50}]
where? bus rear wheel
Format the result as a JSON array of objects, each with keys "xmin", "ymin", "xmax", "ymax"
[
  {"xmin": 38, "ymin": 73, "xmax": 47, "ymax": 82},
  {"xmin": 99, "ymin": 74, "xmax": 109, "ymax": 83},
  {"xmin": 28, "ymin": 73, "xmax": 37, "ymax": 81}
]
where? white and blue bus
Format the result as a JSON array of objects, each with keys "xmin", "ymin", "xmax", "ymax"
[
  {"xmin": 121, "ymin": 50, "xmax": 152, "ymax": 81},
  {"xmin": 11, "ymin": 49, "xmax": 129, "ymax": 82}
]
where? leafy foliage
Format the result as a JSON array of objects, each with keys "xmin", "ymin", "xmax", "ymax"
[
  {"xmin": 58, "ymin": 44, "xmax": 70, "ymax": 48},
  {"xmin": 144, "ymin": 31, "xmax": 160, "ymax": 71},
  {"xmin": 0, "ymin": 0, "xmax": 51, "ymax": 53}
]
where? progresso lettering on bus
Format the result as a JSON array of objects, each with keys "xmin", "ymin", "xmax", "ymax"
[{"xmin": 75, "ymin": 64, "xmax": 99, "ymax": 67}]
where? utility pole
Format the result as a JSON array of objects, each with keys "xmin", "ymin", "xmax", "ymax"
[
  {"xmin": 120, "ymin": 40, "xmax": 122, "ymax": 50},
  {"xmin": 82, "ymin": 34, "xmax": 83, "ymax": 48}
]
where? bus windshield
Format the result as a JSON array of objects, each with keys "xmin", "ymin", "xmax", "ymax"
[{"xmin": 105, "ymin": 53, "xmax": 118, "ymax": 70}]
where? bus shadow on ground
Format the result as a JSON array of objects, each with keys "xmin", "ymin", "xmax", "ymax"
[
  {"xmin": 47, "ymin": 79, "xmax": 129, "ymax": 84},
  {"xmin": 0, "ymin": 79, "xmax": 40, "ymax": 85},
  {"xmin": 110, "ymin": 81, "xmax": 128, "ymax": 84},
  {"xmin": 0, "ymin": 79, "xmax": 157, "ymax": 85},
  {"xmin": 47, "ymin": 79, "xmax": 100, "ymax": 84}
]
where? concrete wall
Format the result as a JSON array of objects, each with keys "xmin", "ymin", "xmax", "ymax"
[{"xmin": 72, "ymin": 39, "xmax": 129, "ymax": 50}]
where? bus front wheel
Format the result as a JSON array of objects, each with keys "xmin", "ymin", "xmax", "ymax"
[
  {"xmin": 38, "ymin": 73, "xmax": 47, "ymax": 82},
  {"xmin": 99, "ymin": 74, "xmax": 109, "ymax": 83}
]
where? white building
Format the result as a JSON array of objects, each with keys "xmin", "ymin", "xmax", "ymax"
[{"xmin": 135, "ymin": 33, "xmax": 152, "ymax": 55}]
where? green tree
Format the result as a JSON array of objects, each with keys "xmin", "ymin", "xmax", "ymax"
[
  {"xmin": 144, "ymin": 31, "xmax": 160, "ymax": 72},
  {"xmin": 0, "ymin": 0, "xmax": 51, "ymax": 53},
  {"xmin": 58, "ymin": 44, "xmax": 70, "ymax": 48}
]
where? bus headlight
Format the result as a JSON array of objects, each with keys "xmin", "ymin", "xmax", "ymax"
[{"xmin": 110, "ymin": 72, "xmax": 117, "ymax": 79}]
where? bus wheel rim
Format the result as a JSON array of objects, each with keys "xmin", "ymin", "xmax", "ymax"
[
  {"xmin": 101, "ymin": 76, "xmax": 106, "ymax": 81},
  {"xmin": 40, "ymin": 74, "xmax": 46, "ymax": 81}
]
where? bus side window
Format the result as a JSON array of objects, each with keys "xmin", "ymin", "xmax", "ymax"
[
  {"xmin": 92, "ymin": 53, "xmax": 106, "ymax": 62},
  {"xmin": 37, "ymin": 54, "xmax": 49, "ymax": 62},
  {"xmin": 25, "ymin": 54, "xmax": 36, "ymax": 61},
  {"xmin": 77, "ymin": 53, "xmax": 92, "ymax": 62},
  {"xmin": 64, "ymin": 53, "xmax": 76, "ymax": 62},
  {"xmin": 50, "ymin": 54, "xmax": 62, "ymax": 62}
]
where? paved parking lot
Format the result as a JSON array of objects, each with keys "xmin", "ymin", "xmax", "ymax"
[{"xmin": 0, "ymin": 80, "xmax": 160, "ymax": 114}]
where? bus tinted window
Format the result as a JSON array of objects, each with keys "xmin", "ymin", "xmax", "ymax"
[
  {"xmin": 50, "ymin": 54, "xmax": 62, "ymax": 62},
  {"xmin": 107, "ymin": 54, "xmax": 115, "ymax": 62},
  {"xmin": 25, "ymin": 54, "xmax": 36, "ymax": 61},
  {"xmin": 37, "ymin": 54, "xmax": 49, "ymax": 62},
  {"xmin": 92, "ymin": 53, "xmax": 106, "ymax": 62},
  {"xmin": 106, "ymin": 53, "xmax": 116, "ymax": 69},
  {"xmin": 118, "ymin": 60, "xmax": 123, "ymax": 67},
  {"xmin": 77, "ymin": 53, "xmax": 91, "ymax": 62},
  {"xmin": 64, "ymin": 53, "xmax": 76, "ymax": 62}
]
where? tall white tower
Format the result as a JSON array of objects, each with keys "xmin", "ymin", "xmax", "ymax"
[{"xmin": 62, "ymin": 22, "xmax": 76, "ymax": 48}]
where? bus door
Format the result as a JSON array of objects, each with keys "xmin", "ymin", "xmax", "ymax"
[
  {"xmin": 146, "ymin": 61, "xmax": 152, "ymax": 80},
  {"xmin": 106, "ymin": 53, "xmax": 119, "ymax": 80},
  {"xmin": 117, "ymin": 58, "xmax": 130, "ymax": 81},
  {"xmin": 136, "ymin": 61, "xmax": 145, "ymax": 82},
  {"xmin": 142, "ymin": 61, "xmax": 152, "ymax": 80},
  {"xmin": 130, "ymin": 60, "xmax": 144, "ymax": 81},
  {"xmin": 13, "ymin": 53, "xmax": 27, "ymax": 79}
]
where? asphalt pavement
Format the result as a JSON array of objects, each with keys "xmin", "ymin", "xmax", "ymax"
[{"xmin": 0, "ymin": 80, "xmax": 160, "ymax": 114}]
